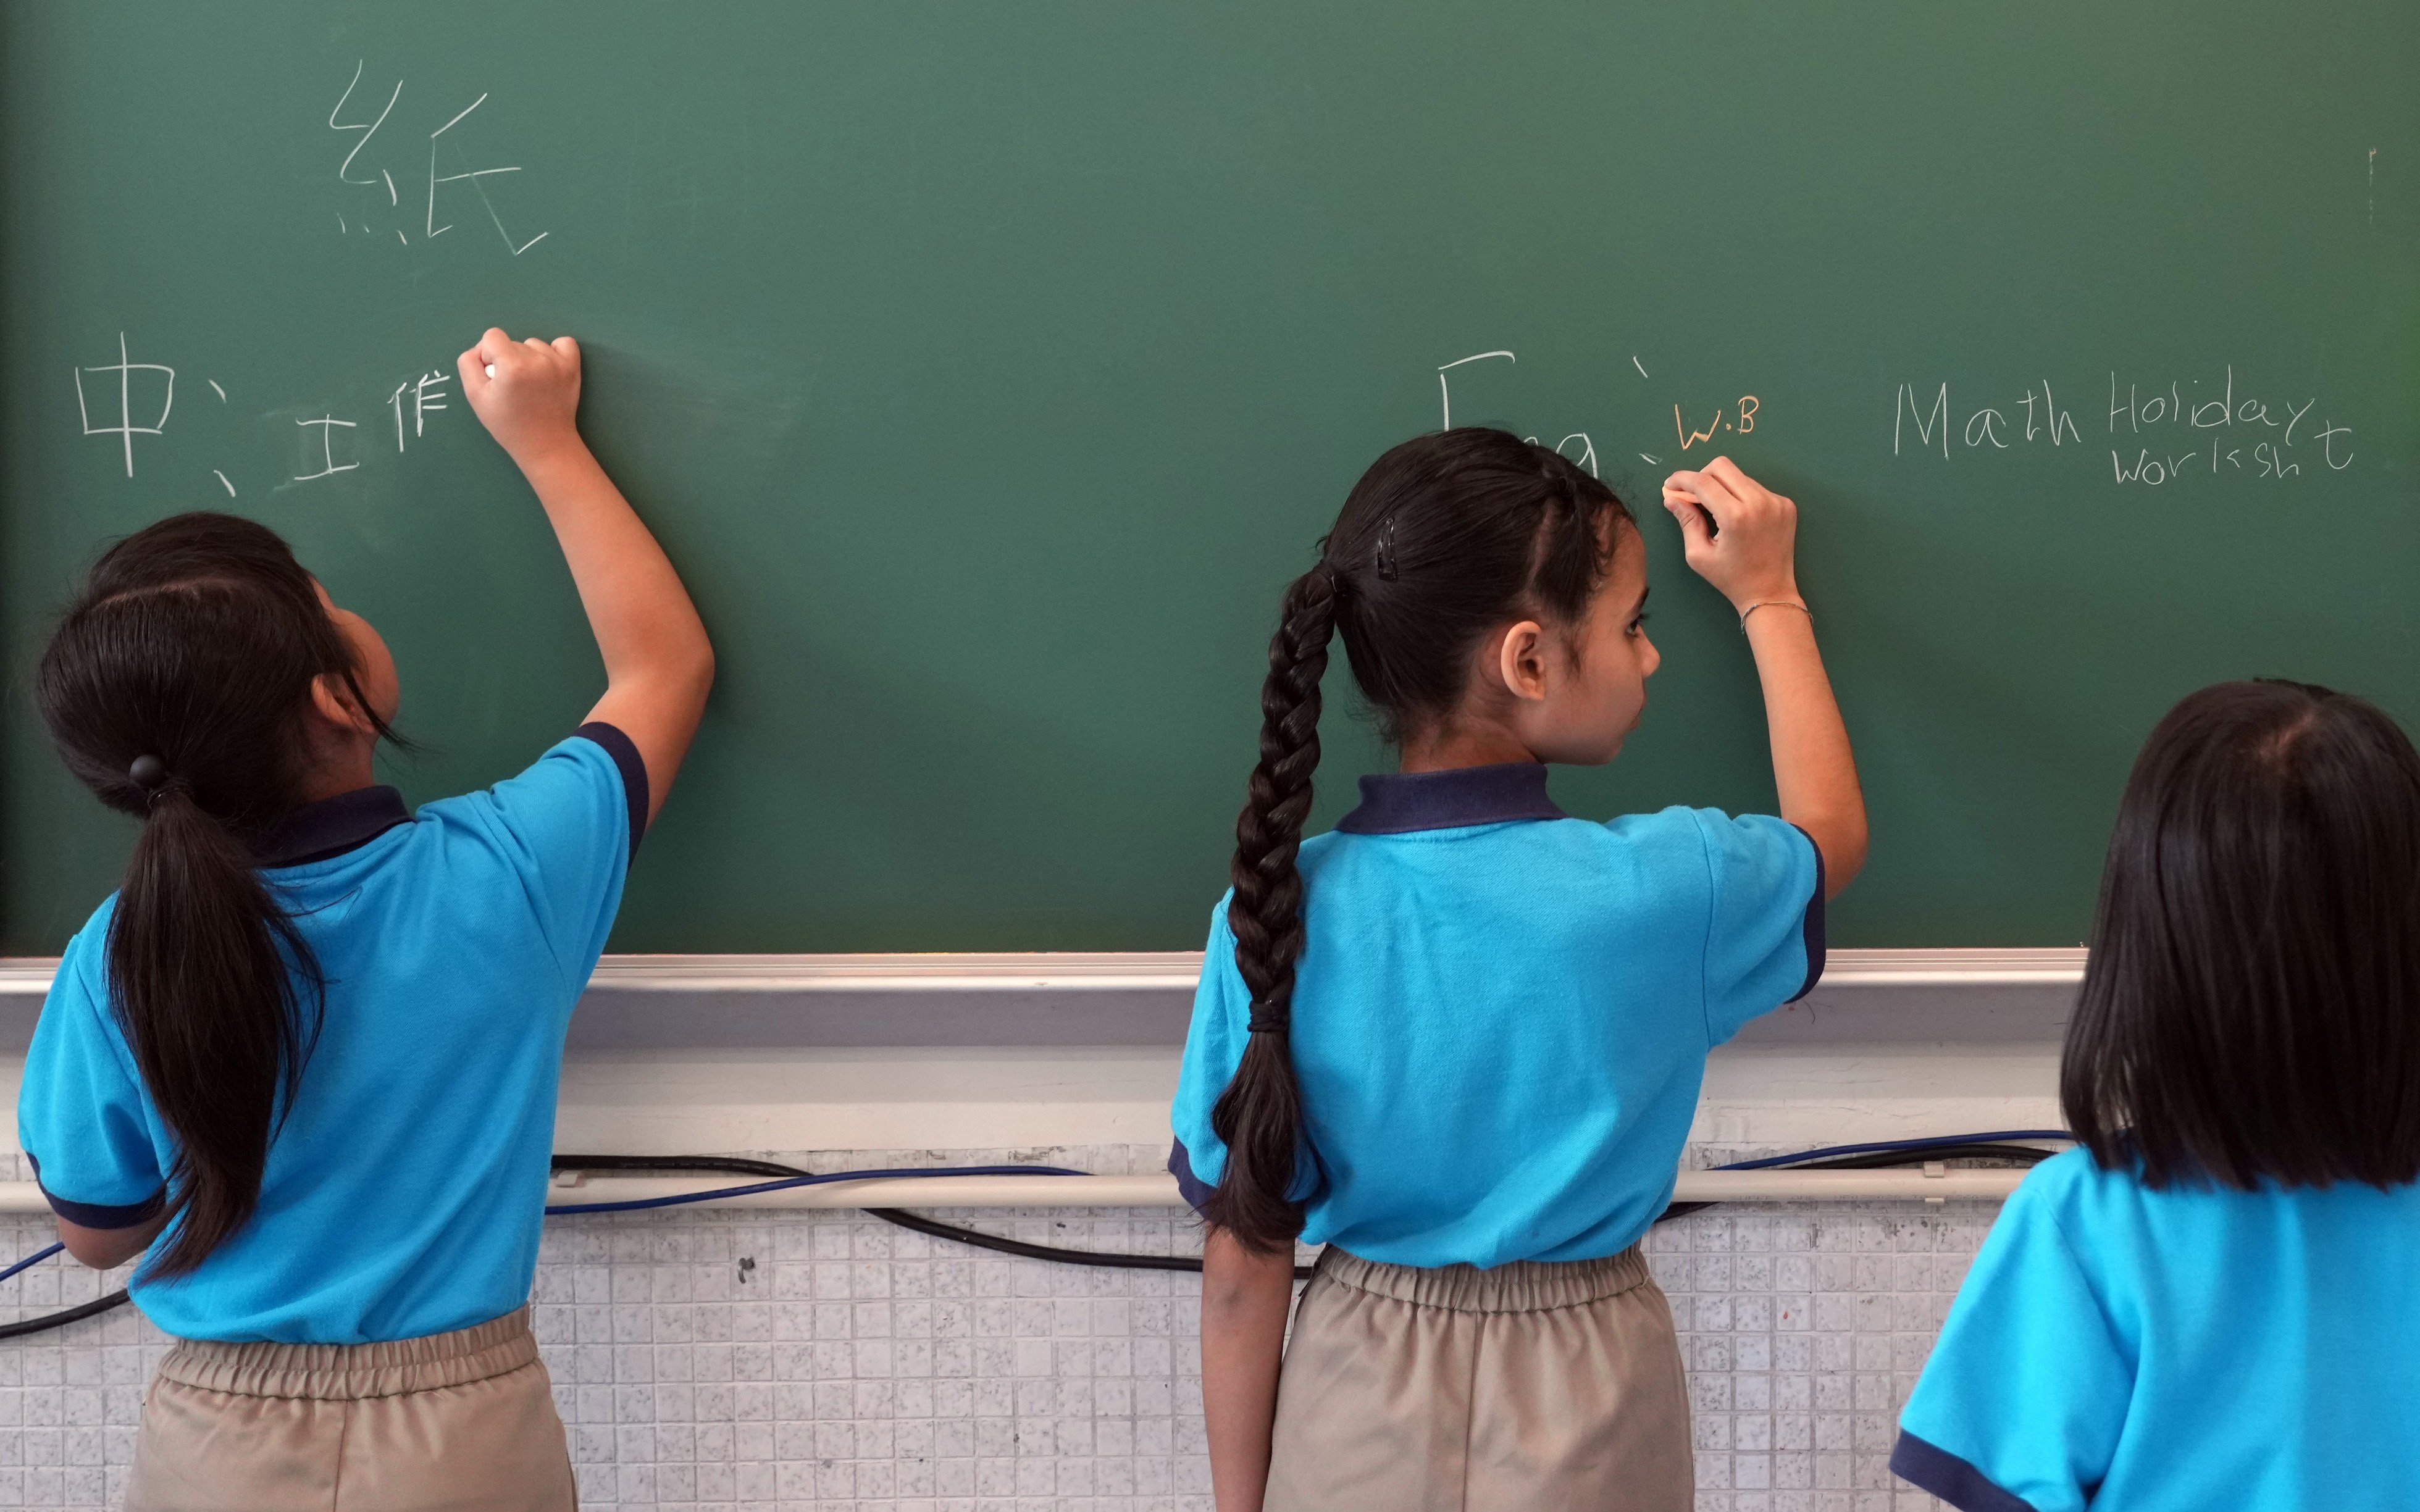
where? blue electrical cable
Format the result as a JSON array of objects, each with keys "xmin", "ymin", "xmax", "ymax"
[
  {"xmin": 0, "ymin": 1243, "xmax": 62, "ymax": 1287},
  {"xmin": 542, "ymin": 1163, "xmax": 1089, "ymax": 1216}
]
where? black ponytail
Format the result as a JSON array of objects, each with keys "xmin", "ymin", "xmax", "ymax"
[
  {"xmin": 1205, "ymin": 428, "xmax": 1631, "ymax": 1252},
  {"xmin": 36, "ymin": 512, "xmax": 396, "ymax": 1275}
]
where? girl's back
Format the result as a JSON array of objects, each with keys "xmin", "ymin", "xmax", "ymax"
[
  {"xmin": 1904, "ymin": 1147, "xmax": 2420, "ymax": 1510},
  {"xmin": 1179, "ymin": 780, "xmax": 1819, "ymax": 1268},
  {"xmin": 25, "ymin": 731, "xmax": 639, "ymax": 1342}
]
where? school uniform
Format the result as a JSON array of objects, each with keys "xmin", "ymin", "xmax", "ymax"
[
  {"xmin": 1170, "ymin": 762, "xmax": 1823, "ymax": 1512},
  {"xmin": 1894, "ymin": 1146, "xmax": 2420, "ymax": 1512},
  {"xmin": 19, "ymin": 725, "xmax": 648, "ymax": 1512}
]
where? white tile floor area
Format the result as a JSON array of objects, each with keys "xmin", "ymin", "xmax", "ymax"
[{"xmin": 0, "ymin": 1148, "xmax": 1999, "ymax": 1511}]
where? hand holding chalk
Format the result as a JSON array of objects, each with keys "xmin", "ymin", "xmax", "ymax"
[
  {"xmin": 1661, "ymin": 457, "xmax": 1802, "ymax": 614},
  {"xmin": 459, "ymin": 327, "xmax": 585, "ymax": 467}
]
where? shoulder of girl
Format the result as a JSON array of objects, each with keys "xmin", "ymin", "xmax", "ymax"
[{"xmin": 2006, "ymin": 1146, "xmax": 2132, "ymax": 1220}]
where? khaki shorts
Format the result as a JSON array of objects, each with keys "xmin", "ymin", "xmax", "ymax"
[
  {"xmin": 124, "ymin": 1306, "xmax": 576, "ymax": 1512},
  {"xmin": 1265, "ymin": 1244, "xmax": 1691, "ymax": 1512}
]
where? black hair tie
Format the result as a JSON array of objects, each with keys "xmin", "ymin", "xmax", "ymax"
[
  {"xmin": 128, "ymin": 754, "xmax": 170, "ymax": 801},
  {"xmin": 1246, "ymin": 999, "xmax": 1289, "ymax": 1035}
]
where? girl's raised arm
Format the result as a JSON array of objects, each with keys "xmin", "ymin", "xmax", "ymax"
[
  {"xmin": 458, "ymin": 328, "xmax": 714, "ymax": 821},
  {"xmin": 1662, "ymin": 457, "xmax": 1867, "ymax": 894}
]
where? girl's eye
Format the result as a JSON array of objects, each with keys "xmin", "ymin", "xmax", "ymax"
[{"xmin": 1627, "ymin": 612, "xmax": 1650, "ymax": 638}]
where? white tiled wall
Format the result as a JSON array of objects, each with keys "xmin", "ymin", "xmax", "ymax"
[{"xmin": 0, "ymin": 1147, "xmax": 2000, "ymax": 1511}]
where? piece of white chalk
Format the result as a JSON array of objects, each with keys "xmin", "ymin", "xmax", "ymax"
[{"xmin": 485, "ymin": 364, "xmax": 497, "ymax": 378}]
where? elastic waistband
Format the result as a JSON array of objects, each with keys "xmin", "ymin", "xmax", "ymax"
[
  {"xmin": 156, "ymin": 1307, "xmax": 538, "ymax": 1400},
  {"xmin": 1315, "ymin": 1244, "xmax": 1652, "ymax": 1313}
]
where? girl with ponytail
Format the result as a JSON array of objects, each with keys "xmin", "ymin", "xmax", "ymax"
[
  {"xmin": 1170, "ymin": 432, "xmax": 1867, "ymax": 1511},
  {"xmin": 23, "ymin": 328, "xmax": 712, "ymax": 1511}
]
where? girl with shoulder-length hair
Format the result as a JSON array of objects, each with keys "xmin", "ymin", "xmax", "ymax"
[{"xmin": 1896, "ymin": 679, "xmax": 2420, "ymax": 1512}]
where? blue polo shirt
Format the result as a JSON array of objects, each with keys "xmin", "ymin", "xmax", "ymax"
[
  {"xmin": 1169, "ymin": 762, "xmax": 1823, "ymax": 1268},
  {"xmin": 1895, "ymin": 1147, "xmax": 2420, "ymax": 1512},
  {"xmin": 17, "ymin": 725, "xmax": 646, "ymax": 1344}
]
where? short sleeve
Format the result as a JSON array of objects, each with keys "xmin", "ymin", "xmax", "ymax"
[
  {"xmin": 1691, "ymin": 811, "xmax": 1823, "ymax": 1045},
  {"xmin": 18, "ymin": 919, "xmax": 167, "ymax": 1228},
  {"xmin": 464, "ymin": 725, "xmax": 646, "ymax": 982},
  {"xmin": 1168, "ymin": 897, "xmax": 1251, "ymax": 1214},
  {"xmin": 1893, "ymin": 1174, "xmax": 2132, "ymax": 1512}
]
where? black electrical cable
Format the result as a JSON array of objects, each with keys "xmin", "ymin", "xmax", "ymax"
[
  {"xmin": 1650, "ymin": 1140, "xmax": 2059, "ymax": 1223},
  {"xmin": 548, "ymin": 1154, "xmax": 1321, "ymax": 1279},
  {"xmin": 551, "ymin": 1138, "xmax": 2064, "ymax": 1285},
  {"xmin": 0, "ymin": 1137, "xmax": 2066, "ymax": 1343},
  {"xmin": 0, "ymin": 1290, "xmax": 128, "ymax": 1340}
]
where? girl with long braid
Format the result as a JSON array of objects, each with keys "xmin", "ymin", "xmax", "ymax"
[{"xmin": 1170, "ymin": 430, "xmax": 1867, "ymax": 1511}]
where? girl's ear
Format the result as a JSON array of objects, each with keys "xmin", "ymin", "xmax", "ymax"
[
  {"xmin": 1495, "ymin": 620, "xmax": 1551, "ymax": 703},
  {"xmin": 307, "ymin": 672, "xmax": 375, "ymax": 735}
]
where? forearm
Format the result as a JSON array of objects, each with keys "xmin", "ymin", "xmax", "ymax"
[
  {"xmin": 515, "ymin": 441, "xmax": 712, "ymax": 696},
  {"xmin": 1743, "ymin": 605, "xmax": 1866, "ymax": 892},
  {"xmin": 1201, "ymin": 1230, "xmax": 1295, "ymax": 1512}
]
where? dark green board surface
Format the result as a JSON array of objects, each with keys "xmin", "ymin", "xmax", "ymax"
[{"xmin": 5, "ymin": 2, "xmax": 2415, "ymax": 953}]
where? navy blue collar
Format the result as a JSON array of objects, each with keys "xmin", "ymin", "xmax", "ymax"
[
  {"xmin": 255, "ymin": 786, "xmax": 412, "ymax": 867},
  {"xmin": 1334, "ymin": 762, "xmax": 1567, "ymax": 835}
]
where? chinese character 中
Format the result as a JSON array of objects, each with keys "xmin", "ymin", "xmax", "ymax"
[{"xmin": 75, "ymin": 333, "xmax": 175, "ymax": 478}]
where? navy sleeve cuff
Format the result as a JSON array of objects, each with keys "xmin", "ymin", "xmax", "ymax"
[
  {"xmin": 30, "ymin": 1159, "xmax": 165, "ymax": 1230},
  {"xmin": 1890, "ymin": 1431, "xmax": 2042, "ymax": 1512},
  {"xmin": 574, "ymin": 722, "xmax": 650, "ymax": 866},
  {"xmin": 1787, "ymin": 822, "xmax": 1828, "ymax": 1003},
  {"xmin": 1168, "ymin": 1139, "xmax": 1215, "ymax": 1214}
]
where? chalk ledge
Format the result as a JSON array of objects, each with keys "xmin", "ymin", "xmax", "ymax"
[{"xmin": 0, "ymin": 949, "xmax": 2083, "ymax": 1050}]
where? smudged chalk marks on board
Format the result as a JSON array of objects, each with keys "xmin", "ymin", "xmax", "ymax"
[
  {"xmin": 1437, "ymin": 351, "xmax": 1515, "ymax": 429},
  {"xmin": 73, "ymin": 333, "xmax": 175, "ymax": 478}
]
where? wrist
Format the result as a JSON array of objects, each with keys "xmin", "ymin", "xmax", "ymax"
[
  {"xmin": 506, "ymin": 431, "xmax": 595, "ymax": 480},
  {"xmin": 1725, "ymin": 580, "xmax": 1801, "ymax": 614}
]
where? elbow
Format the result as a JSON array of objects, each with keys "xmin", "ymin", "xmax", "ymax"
[
  {"xmin": 1795, "ymin": 809, "xmax": 1867, "ymax": 898},
  {"xmin": 1820, "ymin": 819, "xmax": 1869, "ymax": 898},
  {"xmin": 56, "ymin": 1218, "xmax": 153, "ymax": 1272}
]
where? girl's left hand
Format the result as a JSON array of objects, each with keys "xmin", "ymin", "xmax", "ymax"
[{"xmin": 458, "ymin": 328, "xmax": 583, "ymax": 466}]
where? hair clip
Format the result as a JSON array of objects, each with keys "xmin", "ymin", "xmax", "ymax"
[{"xmin": 1374, "ymin": 516, "xmax": 1399, "ymax": 581}]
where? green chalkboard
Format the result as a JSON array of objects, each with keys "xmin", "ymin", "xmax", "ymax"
[{"xmin": 5, "ymin": 2, "xmax": 2416, "ymax": 953}]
